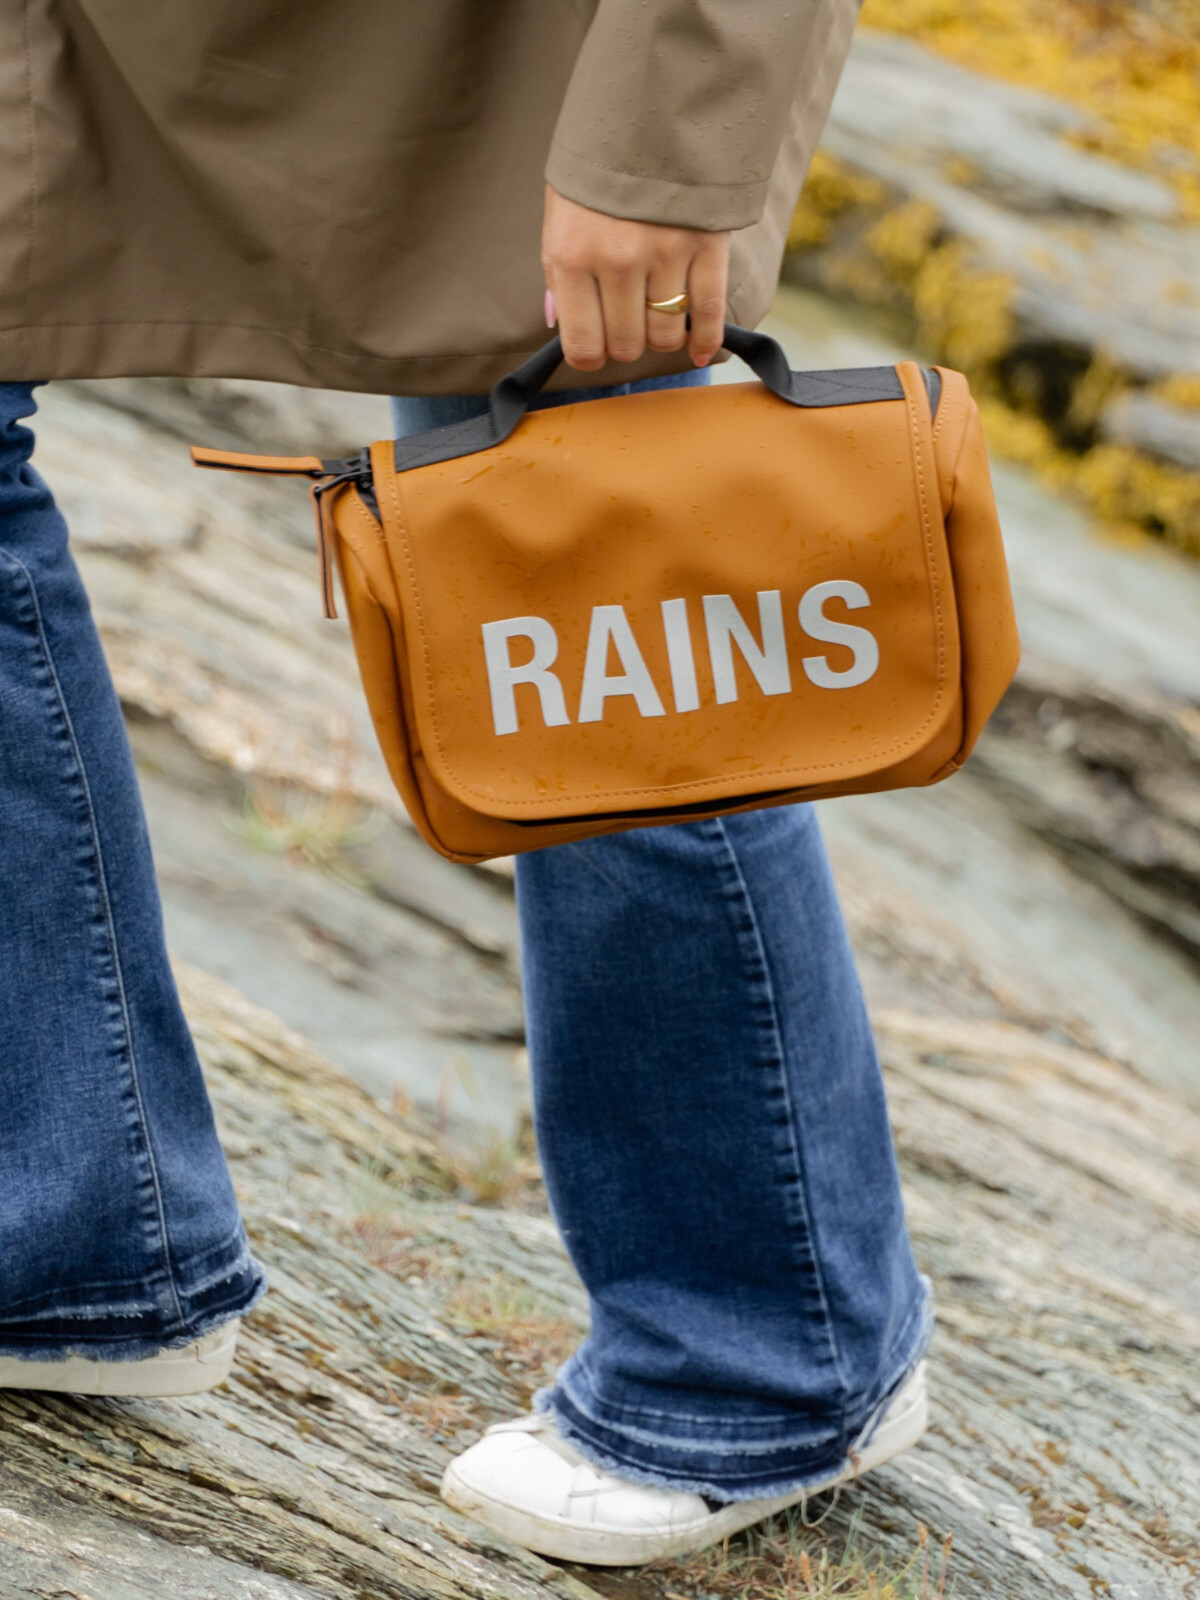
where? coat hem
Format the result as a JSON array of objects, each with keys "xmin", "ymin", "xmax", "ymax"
[
  {"xmin": 0, "ymin": 321, "xmax": 728, "ymax": 398},
  {"xmin": 546, "ymin": 142, "xmax": 770, "ymax": 232}
]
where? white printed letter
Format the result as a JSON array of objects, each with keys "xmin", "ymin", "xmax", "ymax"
[
  {"xmin": 702, "ymin": 591, "xmax": 791, "ymax": 705},
  {"xmin": 661, "ymin": 598, "xmax": 700, "ymax": 714},
  {"xmin": 798, "ymin": 581, "xmax": 879, "ymax": 689},
  {"xmin": 481, "ymin": 616, "xmax": 570, "ymax": 736},
  {"xmin": 578, "ymin": 605, "xmax": 666, "ymax": 724}
]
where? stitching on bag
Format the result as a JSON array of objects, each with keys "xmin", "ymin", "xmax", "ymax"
[
  {"xmin": 792, "ymin": 369, "xmax": 898, "ymax": 396},
  {"xmin": 932, "ymin": 367, "xmax": 960, "ymax": 446},
  {"xmin": 932, "ymin": 369, "xmax": 947, "ymax": 442},
  {"xmin": 931, "ymin": 370, "xmax": 972, "ymax": 522},
  {"xmin": 390, "ymin": 384, "xmax": 950, "ymax": 813},
  {"xmin": 904, "ymin": 362, "xmax": 947, "ymax": 704},
  {"xmin": 346, "ymin": 470, "xmax": 451, "ymax": 854}
]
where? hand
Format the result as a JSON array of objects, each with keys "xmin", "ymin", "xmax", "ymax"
[{"xmin": 541, "ymin": 185, "xmax": 731, "ymax": 373}]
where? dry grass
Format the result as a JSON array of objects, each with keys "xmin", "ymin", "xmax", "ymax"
[
  {"xmin": 442, "ymin": 1271, "xmax": 577, "ymax": 1386},
  {"xmin": 341, "ymin": 1153, "xmax": 452, "ymax": 1278},
  {"xmin": 343, "ymin": 1212, "xmax": 447, "ymax": 1279},
  {"xmin": 401, "ymin": 1390, "xmax": 480, "ymax": 1440},
  {"xmin": 228, "ymin": 781, "xmax": 382, "ymax": 879},
  {"xmin": 438, "ymin": 1131, "xmax": 544, "ymax": 1208},
  {"xmin": 647, "ymin": 1508, "xmax": 954, "ymax": 1600},
  {"xmin": 422, "ymin": 1050, "xmax": 545, "ymax": 1210}
]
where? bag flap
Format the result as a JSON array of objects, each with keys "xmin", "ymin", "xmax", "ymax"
[{"xmin": 372, "ymin": 363, "xmax": 961, "ymax": 820}]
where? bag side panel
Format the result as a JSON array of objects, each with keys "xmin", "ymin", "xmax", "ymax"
[
  {"xmin": 933, "ymin": 393, "xmax": 1021, "ymax": 773},
  {"xmin": 329, "ymin": 488, "xmax": 462, "ymax": 856}
]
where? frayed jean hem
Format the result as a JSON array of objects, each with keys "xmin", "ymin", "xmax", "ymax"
[
  {"xmin": 530, "ymin": 1285, "xmax": 934, "ymax": 1503},
  {"xmin": 0, "ymin": 1255, "xmax": 267, "ymax": 1364}
]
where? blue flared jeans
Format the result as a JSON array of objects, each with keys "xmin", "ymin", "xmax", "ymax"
[
  {"xmin": 0, "ymin": 383, "xmax": 264, "ymax": 1355},
  {"xmin": 0, "ymin": 373, "xmax": 930, "ymax": 1502}
]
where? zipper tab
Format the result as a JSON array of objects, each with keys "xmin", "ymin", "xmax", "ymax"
[
  {"xmin": 189, "ymin": 446, "xmax": 331, "ymax": 477},
  {"xmin": 190, "ymin": 445, "xmax": 377, "ymax": 618},
  {"xmin": 309, "ymin": 452, "xmax": 375, "ymax": 620}
]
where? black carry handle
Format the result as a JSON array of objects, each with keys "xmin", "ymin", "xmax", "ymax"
[
  {"xmin": 490, "ymin": 321, "xmax": 904, "ymax": 421},
  {"xmin": 392, "ymin": 322, "xmax": 911, "ymax": 474}
]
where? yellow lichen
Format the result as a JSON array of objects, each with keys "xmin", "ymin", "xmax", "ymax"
[
  {"xmin": 974, "ymin": 399, "xmax": 1200, "ymax": 558},
  {"xmin": 783, "ymin": 16, "xmax": 1200, "ymax": 558},
  {"xmin": 1063, "ymin": 351, "xmax": 1126, "ymax": 436},
  {"xmin": 911, "ymin": 241, "xmax": 1016, "ymax": 374},
  {"xmin": 865, "ymin": 198, "xmax": 942, "ymax": 287},
  {"xmin": 1154, "ymin": 373, "xmax": 1200, "ymax": 409},
  {"xmin": 859, "ymin": 0, "xmax": 1200, "ymax": 218},
  {"xmin": 976, "ymin": 398, "xmax": 1061, "ymax": 472},
  {"xmin": 1075, "ymin": 441, "xmax": 1200, "ymax": 557},
  {"xmin": 786, "ymin": 149, "xmax": 889, "ymax": 254}
]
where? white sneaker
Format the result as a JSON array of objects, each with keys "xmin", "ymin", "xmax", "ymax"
[
  {"xmin": 441, "ymin": 1361, "xmax": 928, "ymax": 1567},
  {"xmin": 0, "ymin": 1320, "xmax": 241, "ymax": 1398}
]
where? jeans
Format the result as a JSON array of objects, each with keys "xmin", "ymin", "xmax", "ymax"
[
  {"xmin": 0, "ymin": 383, "xmax": 264, "ymax": 1359},
  {"xmin": 0, "ymin": 369, "xmax": 929, "ymax": 1499},
  {"xmin": 393, "ymin": 372, "xmax": 932, "ymax": 1501}
]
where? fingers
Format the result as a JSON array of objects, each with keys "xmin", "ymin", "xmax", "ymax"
[
  {"xmin": 596, "ymin": 249, "xmax": 648, "ymax": 365},
  {"xmin": 542, "ymin": 186, "xmax": 731, "ymax": 372},
  {"xmin": 645, "ymin": 260, "xmax": 690, "ymax": 355},
  {"xmin": 550, "ymin": 267, "xmax": 607, "ymax": 372},
  {"xmin": 686, "ymin": 235, "xmax": 730, "ymax": 368}
]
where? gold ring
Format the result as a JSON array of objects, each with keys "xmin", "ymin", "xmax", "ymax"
[{"xmin": 645, "ymin": 291, "xmax": 690, "ymax": 315}]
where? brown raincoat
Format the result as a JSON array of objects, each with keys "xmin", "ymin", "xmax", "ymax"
[{"xmin": 0, "ymin": 1, "xmax": 859, "ymax": 394}]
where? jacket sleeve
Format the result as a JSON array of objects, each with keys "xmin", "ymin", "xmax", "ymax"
[{"xmin": 545, "ymin": 0, "xmax": 847, "ymax": 231}]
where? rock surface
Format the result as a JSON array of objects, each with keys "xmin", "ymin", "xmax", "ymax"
[
  {"xmin": 790, "ymin": 29, "xmax": 1200, "ymax": 481},
  {"xmin": 1, "ymin": 966, "xmax": 1197, "ymax": 1599},
  {"xmin": 1, "ymin": 339, "xmax": 1196, "ymax": 1596},
  {"xmin": 821, "ymin": 31, "xmax": 1200, "ymax": 381},
  {"xmin": 1102, "ymin": 391, "xmax": 1200, "ymax": 471},
  {"xmin": 830, "ymin": 32, "xmax": 1179, "ymax": 224}
]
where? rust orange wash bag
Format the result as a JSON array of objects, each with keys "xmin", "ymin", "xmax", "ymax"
[{"xmin": 192, "ymin": 324, "xmax": 1020, "ymax": 864}]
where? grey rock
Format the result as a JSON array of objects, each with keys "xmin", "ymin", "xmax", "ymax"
[
  {"xmin": 807, "ymin": 29, "xmax": 1200, "ymax": 383},
  {"xmin": 829, "ymin": 32, "xmax": 1180, "ymax": 221},
  {"xmin": 3, "ymin": 959, "xmax": 1198, "ymax": 1597},
  {"xmin": 1102, "ymin": 389, "xmax": 1200, "ymax": 470}
]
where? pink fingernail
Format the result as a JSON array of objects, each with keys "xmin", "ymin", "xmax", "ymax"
[{"xmin": 544, "ymin": 289, "xmax": 557, "ymax": 328}]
